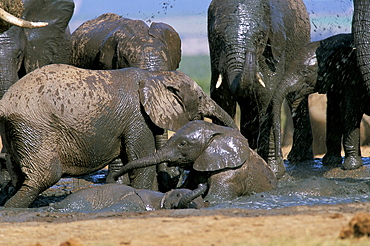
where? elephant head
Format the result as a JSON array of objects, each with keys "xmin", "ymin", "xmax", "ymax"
[
  {"xmin": 0, "ymin": 0, "xmax": 74, "ymax": 98},
  {"xmin": 139, "ymin": 72, "xmax": 238, "ymax": 132},
  {"xmin": 113, "ymin": 120, "xmax": 250, "ymax": 182},
  {"xmin": 160, "ymin": 184, "xmax": 207, "ymax": 209},
  {"xmin": 352, "ymin": 0, "xmax": 370, "ymax": 92},
  {"xmin": 113, "ymin": 120, "xmax": 277, "ymax": 200},
  {"xmin": 70, "ymin": 13, "xmax": 181, "ymax": 72}
]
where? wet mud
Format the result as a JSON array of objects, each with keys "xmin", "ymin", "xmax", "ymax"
[{"xmin": 0, "ymin": 157, "xmax": 370, "ymax": 224}]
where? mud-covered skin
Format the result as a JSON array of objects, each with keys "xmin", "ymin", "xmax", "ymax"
[
  {"xmin": 0, "ymin": 0, "xmax": 74, "ymax": 98},
  {"xmin": 114, "ymin": 121, "xmax": 277, "ymax": 202},
  {"xmin": 0, "ymin": 64, "xmax": 237, "ymax": 208},
  {"xmin": 70, "ymin": 13, "xmax": 181, "ymax": 72},
  {"xmin": 208, "ymin": 0, "xmax": 311, "ymax": 179},
  {"xmin": 49, "ymin": 184, "xmax": 206, "ymax": 212}
]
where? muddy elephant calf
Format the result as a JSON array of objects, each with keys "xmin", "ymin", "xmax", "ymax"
[
  {"xmin": 114, "ymin": 120, "xmax": 278, "ymax": 202},
  {"xmin": 0, "ymin": 64, "xmax": 236, "ymax": 208},
  {"xmin": 49, "ymin": 183, "xmax": 207, "ymax": 213}
]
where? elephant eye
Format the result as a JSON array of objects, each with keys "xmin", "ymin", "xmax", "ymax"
[{"xmin": 178, "ymin": 140, "xmax": 187, "ymax": 147}]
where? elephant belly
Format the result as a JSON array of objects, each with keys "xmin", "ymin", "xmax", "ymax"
[{"xmin": 60, "ymin": 136, "xmax": 122, "ymax": 176}]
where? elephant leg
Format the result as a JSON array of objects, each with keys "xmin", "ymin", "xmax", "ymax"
[
  {"xmin": 4, "ymin": 156, "xmax": 63, "ymax": 208},
  {"xmin": 251, "ymin": 103, "xmax": 285, "ymax": 179},
  {"xmin": 342, "ymin": 97, "xmax": 364, "ymax": 170},
  {"xmin": 287, "ymin": 96, "xmax": 314, "ymax": 162},
  {"xmin": 124, "ymin": 125, "xmax": 158, "ymax": 191},
  {"xmin": 264, "ymin": 126, "xmax": 285, "ymax": 179},
  {"xmin": 322, "ymin": 91, "xmax": 343, "ymax": 166},
  {"xmin": 155, "ymin": 130, "xmax": 183, "ymax": 192}
]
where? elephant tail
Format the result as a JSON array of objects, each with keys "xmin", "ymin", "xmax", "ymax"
[{"xmin": 176, "ymin": 183, "xmax": 208, "ymax": 209}]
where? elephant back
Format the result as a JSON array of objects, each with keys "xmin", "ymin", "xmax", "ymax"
[
  {"xmin": 231, "ymin": 149, "xmax": 277, "ymax": 196},
  {"xmin": 70, "ymin": 13, "xmax": 125, "ymax": 69}
]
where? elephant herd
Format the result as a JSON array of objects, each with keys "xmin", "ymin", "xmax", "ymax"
[{"xmin": 0, "ymin": 0, "xmax": 368, "ymax": 210}]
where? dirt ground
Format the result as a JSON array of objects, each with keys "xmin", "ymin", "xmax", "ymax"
[
  {"xmin": 1, "ymin": 147, "xmax": 370, "ymax": 246},
  {"xmin": 1, "ymin": 202, "xmax": 370, "ymax": 246}
]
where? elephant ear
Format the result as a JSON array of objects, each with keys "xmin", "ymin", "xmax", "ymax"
[
  {"xmin": 193, "ymin": 128, "xmax": 250, "ymax": 172},
  {"xmin": 149, "ymin": 22, "xmax": 181, "ymax": 70},
  {"xmin": 22, "ymin": 0, "xmax": 74, "ymax": 73},
  {"xmin": 139, "ymin": 71, "xmax": 201, "ymax": 131}
]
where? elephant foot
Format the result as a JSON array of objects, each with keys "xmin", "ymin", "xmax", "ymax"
[
  {"xmin": 322, "ymin": 154, "xmax": 342, "ymax": 167},
  {"xmin": 287, "ymin": 150, "xmax": 314, "ymax": 163},
  {"xmin": 267, "ymin": 156, "xmax": 286, "ymax": 179},
  {"xmin": 342, "ymin": 155, "xmax": 363, "ymax": 170}
]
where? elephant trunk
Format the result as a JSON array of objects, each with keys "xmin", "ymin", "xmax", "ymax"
[
  {"xmin": 353, "ymin": 0, "xmax": 370, "ymax": 91},
  {"xmin": 202, "ymin": 95, "xmax": 238, "ymax": 129},
  {"xmin": 112, "ymin": 152, "xmax": 164, "ymax": 181},
  {"xmin": 0, "ymin": 8, "xmax": 48, "ymax": 28},
  {"xmin": 228, "ymin": 50, "xmax": 259, "ymax": 95},
  {"xmin": 177, "ymin": 184, "xmax": 208, "ymax": 209}
]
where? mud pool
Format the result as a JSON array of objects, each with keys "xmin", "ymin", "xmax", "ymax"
[{"xmin": 2, "ymin": 157, "xmax": 370, "ymax": 213}]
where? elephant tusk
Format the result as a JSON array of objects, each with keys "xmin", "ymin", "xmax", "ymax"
[
  {"xmin": 256, "ymin": 72, "xmax": 266, "ymax": 87},
  {"xmin": 216, "ymin": 74, "xmax": 222, "ymax": 88},
  {"xmin": 0, "ymin": 8, "xmax": 48, "ymax": 28}
]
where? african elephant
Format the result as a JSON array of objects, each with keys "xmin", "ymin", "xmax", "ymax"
[
  {"xmin": 273, "ymin": 33, "xmax": 368, "ymax": 170},
  {"xmin": 353, "ymin": 0, "xmax": 370, "ymax": 93},
  {"xmin": 0, "ymin": 64, "xmax": 237, "ymax": 208},
  {"xmin": 317, "ymin": 43, "xmax": 368, "ymax": 169},
  {"xmin": 70, "ymin": 13, "xmax": 181, "ymax": 71},
  {"xmin": 208, "ymin": 0, "xmax": 311, "ymax": 178},
  {"xmin": 69, "ymin": 13, "xmax": 182, "ymax": 190},
  {"xmin": 0, "ymin": 0, "xmax": 74, "ymax": 98},
  {"xmin": 283, "ymin": 93, "xmax": 370, "ymax": 156},
  {"xmin": 49, "ymin": 183, "xmax": 207, "ymax": 213},
  {"xmin": 113, "ymin": 120, "xmax": 278, "ymax": 202}
]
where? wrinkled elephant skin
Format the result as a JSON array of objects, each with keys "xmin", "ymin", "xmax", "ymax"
[
  {"xmin": 70, "ymin": 13, "xmax": 181, "ymax": 72},
  {"xmin": 114, "ymin": 120, "xmax": 278, "ymax": 202},
  {"xmin": 0, "ymin": 0, "xmax": 74, "ymax": 98},
  {"xmin": 0, "ymin": 64, "xmax": 236, "ymax": 208},
  {"xmin": 208, "ymin": 0, "xmax": 311, "ymax": 178},
  {"xmin": 50, "ymin": 184, "xmax": 206, "ymax": 212}
]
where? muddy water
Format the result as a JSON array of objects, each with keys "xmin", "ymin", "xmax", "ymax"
[
  {"xmin": 210, "ymin": 158, "xmax": 370, "ymax": 210},
  {"xmin": 3, "ymin": 157, "xmax": 370, "ymax": 211}
]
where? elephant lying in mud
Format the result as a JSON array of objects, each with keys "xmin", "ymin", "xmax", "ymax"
[
  {"xmin": 0, "ymin": 64, "xmax": 236, "ymax": 208},
  {"xmin": 114, "ymin": 120, "xmax": 278, "ymax": 202},
  {"xmin": 49, "ymin": 184, "xmax": 207, "ymax": 213}
]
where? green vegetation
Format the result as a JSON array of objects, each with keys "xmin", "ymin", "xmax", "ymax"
[{"xmin": 178, "ymin": 55, "xmax": 211, "ymax": 94}]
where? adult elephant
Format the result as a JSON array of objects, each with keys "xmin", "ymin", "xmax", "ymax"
[
  {"xmin": 0, "ymin": 64, "xmax": 237, "ymax": 208},
  {"xmin": 273, "ymin": 32, "xmax": 369, "ymax": 170},
  {"xmin": 317, "ymin": 43, "xmax": 368, "ymax": 169},
  {"xmin": 353, "ymin": 0, "xmax": 370, "ymax": 93},
  {"xmin": 69, "ymin": 13, "xmax": 181, "ymax": 71},
  {"xmin": 282, "ymin": 93, "xmax": 370, "ymax": 156},
  {"xmin": 208, "ymin": 0, "xmax": 311, "ymax": 178},
  {"xmin": 0, "ymin": 0, "xmax": 74, "ymax": 98}
]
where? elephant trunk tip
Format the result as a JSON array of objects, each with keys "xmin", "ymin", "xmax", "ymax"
[{"xmin": 177, "ymin": 183, "xmax": 208, "ymax": 209}]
